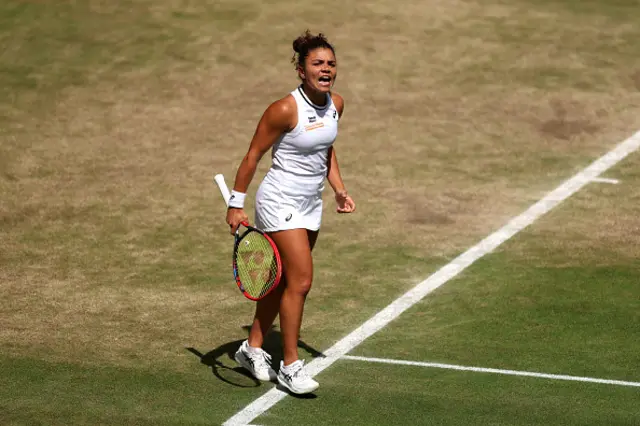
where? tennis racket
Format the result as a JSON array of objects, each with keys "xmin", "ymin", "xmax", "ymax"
[{"xmin": 214, "ymin": 174, "xmax": 282, "ymax": 301}]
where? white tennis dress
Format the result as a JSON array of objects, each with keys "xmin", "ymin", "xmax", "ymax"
[{"xmin": 254, "ymin": 86, "xmax": 339, "ymax": 232}]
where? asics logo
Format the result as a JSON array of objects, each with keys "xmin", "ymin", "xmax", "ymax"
[{"xmin": 281, "ymin": 372, "xmax": 294, "ymax": 382}]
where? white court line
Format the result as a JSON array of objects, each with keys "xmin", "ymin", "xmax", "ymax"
[
  {"xmin": 223, "ymin": 131, "xmax": 640, "ymax": 426},
  {"xmin": 342, "ymin": 355, "xmax": 640, "ymax": 388},
  {"xmin": 592, "ymin": 177, "xmax": 620, "ymax": 184}
]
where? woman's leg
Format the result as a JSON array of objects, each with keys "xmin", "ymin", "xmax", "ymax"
[
  {"xmin": 268, "ymin": 229, "xmax": 318, "ymax": 366},
  {"xmin": 246, "ymin": 229, "xmax": 318, "ymax": 353},
  {"xmin": 246, "ymin": 277, "xmax": 285, "ymax": 348}
]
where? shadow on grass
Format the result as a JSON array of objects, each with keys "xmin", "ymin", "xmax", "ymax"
[{"xmin": 186, "ymin": 325, "xmax": 325, "ymax": 393}]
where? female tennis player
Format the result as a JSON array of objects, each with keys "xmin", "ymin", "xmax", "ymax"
[{"xmin": 225, "ymin": 30, "xmax": 355, "ymax": 394}]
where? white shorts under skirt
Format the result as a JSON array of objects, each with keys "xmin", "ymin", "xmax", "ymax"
[{"xmin": 254, "ymin": 178, "xmax": 323, "ymax": 232}]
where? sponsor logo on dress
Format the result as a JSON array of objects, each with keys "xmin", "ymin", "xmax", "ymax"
[
  {"xmin": 304, "ymin": 122, "xmax": 325, "ymax": 131},
  {"xmin": 285, "ymin": 213, "xmax": 293, "ymax": 222}
]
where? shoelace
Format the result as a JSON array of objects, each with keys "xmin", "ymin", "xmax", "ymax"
[
  {"xmin": 261, "ymin": 351, "xmax": 272, "ymax": 364},
  {"xmin": 291, "ymin": 361, "xmax": 311, "ymax": 380},
  {"xmin": 248, "ymin": 349, "xmax": 272, "ymax": 366}
]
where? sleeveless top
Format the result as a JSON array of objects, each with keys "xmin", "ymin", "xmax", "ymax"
[{"xmin": 262, "ymin": 85, "xmax": 340, "ymax": 195}]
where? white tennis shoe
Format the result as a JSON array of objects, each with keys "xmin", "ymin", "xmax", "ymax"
[
  {"xmin": 277, "ymin": 359, "xmax": 319, "ymax": 394},
  {"xmin": 234, "ymin": 340, "xmax": 277, "ymax": 382}
]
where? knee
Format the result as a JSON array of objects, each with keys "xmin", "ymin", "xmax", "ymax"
[{"xmin": 288, "ymin": 276, "xmax": 313, "ymax": 296}]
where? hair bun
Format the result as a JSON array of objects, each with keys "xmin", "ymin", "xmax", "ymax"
[
  {"xmin": 290, "ymin": 30, "xmax": 334, "ymax": 68},
  {"xmin": 292, "ymin": 38, "xmax": 303, "ymax": 53},
  {"xmin": 292, "ymin": 29, "xmax": 312, "ymax": 53}
]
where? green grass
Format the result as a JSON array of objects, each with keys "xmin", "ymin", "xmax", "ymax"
[
  {"xmin": 354, "ymin": 255, "xmax": 640, "ymax": 380},
  {"xmin": 0, "ymin": 354, "xmax": 266, "ymax": 425},
  {"xmin": 261, "ymin": 362, "xmax": 640, "ymax": 425},
  {"xmin": 2, "ymin": 0, "xmax": 640, "ymax": 424}
]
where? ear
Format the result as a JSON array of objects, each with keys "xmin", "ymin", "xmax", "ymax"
[{"xmin": 297, "ymin": 65, "xmax": 305, "ymax": 80}]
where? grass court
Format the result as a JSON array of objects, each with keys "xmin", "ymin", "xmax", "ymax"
[{"xmin": 1, "ymin": 0, "xmax": 639, "ymax": 424}]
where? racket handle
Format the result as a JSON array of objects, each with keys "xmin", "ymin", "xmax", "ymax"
[{"xmin": 214, "ymin": 173, "xmax": 231, "ymax": 206}]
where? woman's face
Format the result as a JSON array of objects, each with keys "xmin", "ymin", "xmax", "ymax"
[{"xmin": 299, "ymin": 47, "xmax": 337, "ymax": 94}]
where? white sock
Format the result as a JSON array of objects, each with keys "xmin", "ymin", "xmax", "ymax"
[
  {"xmin": 281, "ymin": 360, "xmax": 300, "ymax": 371},
  {"xmin": 245, "ymin": 341, "xmax": 261, "ymax": 353}
]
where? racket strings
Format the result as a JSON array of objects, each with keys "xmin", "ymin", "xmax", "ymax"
[{"xmin": 235, "ymin": 232, "xmax": 278, "ymax": 298}]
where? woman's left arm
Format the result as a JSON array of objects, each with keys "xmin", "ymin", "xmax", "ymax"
[{"xmin": 327, "ymin": 93, "xmax": 355, "ymax": 213}]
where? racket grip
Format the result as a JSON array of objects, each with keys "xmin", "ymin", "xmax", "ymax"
[{"xmin": 214, "ymin": 174, "xmax": 231, "ymax": 206}]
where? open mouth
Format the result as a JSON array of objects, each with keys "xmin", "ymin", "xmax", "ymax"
[{"xmin": 318, "ymin": 75, "xmax": 332, "ymax": 86}]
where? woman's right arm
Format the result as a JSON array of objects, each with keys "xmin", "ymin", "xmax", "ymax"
[{"xmin": 226, "ymin": 97, "xmax": 296, "ymax": 233}]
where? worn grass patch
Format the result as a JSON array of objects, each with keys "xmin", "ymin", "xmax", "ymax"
[{"xmin": 504, "ymin": 147, "xmax": 640, "ymax": 266}]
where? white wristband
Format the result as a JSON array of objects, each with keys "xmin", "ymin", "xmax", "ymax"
[{"xmin": 228, "ymin": 190, "xmax": 246, "ymax": 209}]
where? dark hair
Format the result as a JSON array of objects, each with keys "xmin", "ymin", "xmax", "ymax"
[{"xmin": 291, "ymin": 30, "xmax": 335, "ymax": 69}]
